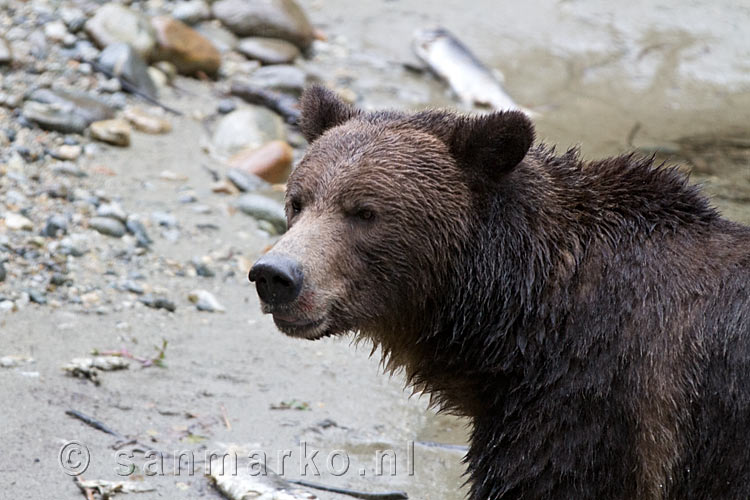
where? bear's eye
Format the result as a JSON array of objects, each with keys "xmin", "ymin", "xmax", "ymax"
[
  {"xmin": 356, "ymin": 208, "xmax": 374, "ymax": 221},
  {"xmin": 290, "ymin": 200, "xmax": 302, "ymax": 216}
]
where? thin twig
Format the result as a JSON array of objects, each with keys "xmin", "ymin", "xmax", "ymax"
[
  {"xmin": 220, "ymin": 404, "xmax": 231, "ymax": 431},
  {"xmin": 76, "ymin": 57, "xmax": 183, "ymax": 116},
  {"xmin": 66, "ymin": 409, "xmax": 124, "ymax": 439}
]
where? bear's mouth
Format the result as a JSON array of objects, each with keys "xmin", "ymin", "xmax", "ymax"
[{"xmin": 272, "ymin": 313, "xmax": 329, "ymax": 340}]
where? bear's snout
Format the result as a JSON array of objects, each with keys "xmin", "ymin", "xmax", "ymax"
[{"xmin": 248, "ymin": 254, "xmax": 304, "ymax": 306}]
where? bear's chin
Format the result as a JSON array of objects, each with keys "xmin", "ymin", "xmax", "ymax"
[{"xmin": 272, "ymin": 315, "xmax": 336, "ymax": 341}]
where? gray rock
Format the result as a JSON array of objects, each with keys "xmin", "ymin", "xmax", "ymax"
[
  {"xmin": 51, "ymin": 161, "xmax": 87, "ymax": 177},
  {"xmin": 60, "ymin": 7, "xmax": 87, "ymax": 33},
  {"xmin": 217, "ymin": 98, "xmax": 237, "ymax": 114},
  {"xmin": 126, "ymin": 217, "xmax": 152, "ymax": 247},
  {"xmin": 226, "ymin": 168, "xmax": 270, "ymax": 192},
  {"xmin": 28, "ymin": 88, "xmax": 115, "ymax": 125},
  {"xmin": 172, "ymin": 0, "xmax": 211, "ymax": 25},
  {"xmin": 0, "ymin": 262, "xmax": 5, "ymax": 283},
  {"xmin": 85, "ymin": 3, "xmax": 156, "ymax": 58},
  {"xmin": 43, "ymin": 214, "xmax": 68, "ymax": 237},
  {"xmin": 211, "ymin": 0, "xmax": 314, "ymax": 49},
  {"xmin": 97, "ymin": 202, "xmax": 128, "ymax": 222},
  {"xmin": 194, "ymin": 21, "xmax": 238, "ymax": 53},
  {"xmin": 246, "ymin": 64, "xmax": 311, "ymax": 96},
  {"xmin": 211, "ymin": 106, "xmax": 286, "ymax": 157},
  {"xmin": 235, "ymin": 193, "xmax": 287, "ymax": 234},
  {"xmin": 0, "ymin": 35, "xmax": 12, "ymax": 64},
  {"xmin": 89, "ymin": 216, "xmax": 126, "ymax": 237},
  {"xmin": 50, "ymin": 273, "xmax": 71, "ymax": 286},
  {"xmin": 237, "ymin": 37, "xmax": 300, "ymax": 65},
  {"xmin": 72, "ymin": 40, "xmax": 100, "ymax": 61},
  {"xmin": 22, "ymin": 101, "xmax": 89, "ymax": 134},
  {"xmin": 28, "ymin": 289, "xmax": 47, "ymax": 305},
  {"xmin": 191, "ymin": 258, "xmax": 215, "ymax": 277},
  {"xmin": 120, "ymin": 279, "xmax": 144, "ymax": 295},
  {"xmin": 98, "ymin": 43, "xmax": 157, "ymax": 100},
  {"xmin": 59, "ymin": 233, "xmax": 89, "ymax": 257},
  {"xmin": 139, "ymin": 294, "xmax": 176, "ymax": 312}
]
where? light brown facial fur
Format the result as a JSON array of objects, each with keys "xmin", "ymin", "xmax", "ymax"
[{"xmin": 261, "ymin": 120, "xmax": 473, "ymax": 341}]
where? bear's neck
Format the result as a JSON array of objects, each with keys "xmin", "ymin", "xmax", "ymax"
[{"xmin": 375, "ymin": 146, "xmax": 719, "ymax": 417}]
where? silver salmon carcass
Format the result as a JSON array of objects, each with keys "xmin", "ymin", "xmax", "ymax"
[{"xmin": 413, "ymin": 27, "xmax": 532, "ymax": 115}]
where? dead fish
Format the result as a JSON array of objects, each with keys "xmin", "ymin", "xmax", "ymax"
[
  {"xmin": 208, "ymin": 457, "xmax": 316, "ymax": 500},
  {"xmin": 413, "ymin": 27, "xmax": 533, "ymax": 115}
]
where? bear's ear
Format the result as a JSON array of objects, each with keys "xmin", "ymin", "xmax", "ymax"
[
  {"xmin": 299, "ymin": 85, "xmax": 359, "ymax": 143},
  {"xmin": 415, "ymin": 110, "xmax": 535, "ymax": 177}
]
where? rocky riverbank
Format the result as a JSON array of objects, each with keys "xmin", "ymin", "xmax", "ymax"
[{"xmin": 1, "ymin": 0, "xmax": 748, "ymax": 498}]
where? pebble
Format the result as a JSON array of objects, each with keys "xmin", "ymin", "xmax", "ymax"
[
  {"xmin": 151, "ymin": 211, "xmax": 177, "ymax": 228},
  {"xmin": 188, "ymin": 289, "xmax": 225, "ymax": 312},
  {"xmin": 44, "ymin": 20, "xmax": 69, "ymax": 43},
  {"xmin": 89, "ymin": 216, "xmax": 126, "ymax": 237},
  {"xmin": 97, "ymin": 202, "xmax": 128, "ymax": 222},
  {"xmin": 151, "ymin": 16, "xmax": 221, "ymax": 76},
  {"xmin": 0, "ymin": 301, "xmax": 15, "ymax": 313},
  {"xmin": 90, "ymin": 119, "xmax": 131, "ymax": 146},
  {"xmin": 50, "ymin": 273, "xmax": 71, "ymax": 286},
  {"xmin": 172, "ymin": 0, "xmax": 211, "ymax": 25},
  {"xmin": 194, "ymin": 21, "xmax": 238, "ymax": 53},
  {"xmin": 126, "ymin": 217, "xmax": 152, "ymax": 247},
  {"xmin": 237, "ymin": 37, "xmax": 301, "ymax": 65},
  {"xmin": 211, "ymin": 0, "xmax": 314, "ymax": 49},
  {"xmin": 192, "ymin": 258, "xmax": 215, "ymax": 277},
  {"xmin": 51, "ymin": 161, "xmax": 86, "ymax": 177},
  {"xmin": 211, "ymin": 179, "xmax": 240, "ymax": 194},
  {"xmin": 22, "ymin": 101, "xmax": 90, "ymax": 134},
  {"xmin": 123, "ymin": 106, "xmax": 171, "ymax": 134},
  {"xmin": 43, "ymin": 214, "xmax": 68, "ymax": 237},
  {"xmin": 51, "ymin": 144, "xmax": 82, "ymax": 161},
  {"xmin": 28, "ymin": 289, "xmax": 47, "ymax": 305},
  {"xmin": 235, "ymin": 194, "xmax": 287, "ymax": 234},
  {"xmin": 27, "ymin": 88, "xmax": 115, "ymax": 125},
  {"xmin": 120, "ymin": 279, "xmax": 144, "ymax": 295},
  {"xmin": 85, "ymin": 3, "xmax": 156, "ymax": 58},
  {"xmin": 139, "ymin": 294, "xmax": 176, "ymax": 312},
  {"xmin": 4, "ymin": 213, "xmax": 33, "ymax": 231},
  {"xmin": 60, "ymin": 7, "xmax": 87, "ymax": 33},
  {"xmin": 217, "ymin": 98, "xmax": 237, "ymax": 114},
  {"xmin": 0, "ymin": 36, "xmax": 12, "ymax": 64},
  {"xmin": 226, "ymin": 168, "xmax": 270, "ymax": 192},
  {"xmin": 58, "ymin": 233, "xmax": 89, "ymax": 257},
  {"xmin": 246, "ymin": 64, "xmax": 311, "ymax": 96},
  {"xmin": 0, "ymin": 262, "xmax": 6, "ymax": 283},
  {"xmin": 211, "ymin": 106, "xmax": 286, "ymax": 157},
  {"xmin": 228, "ymin": 140, "xmax": 294, "ymax": 183},
  {"xmin": 98, "ymin": 43, "xmax": 158, "ymax": 100}
]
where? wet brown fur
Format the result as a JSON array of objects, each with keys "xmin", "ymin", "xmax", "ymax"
[{"xmin": 256, "ymin": 86, "xmax": 750, "ymax": 499}]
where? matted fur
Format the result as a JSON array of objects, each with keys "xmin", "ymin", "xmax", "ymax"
[{"xmin": 253, "ymin": 85, "xmax": 750, "ymax": 500}]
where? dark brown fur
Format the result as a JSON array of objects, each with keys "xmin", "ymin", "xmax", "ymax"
[{"xmin": 253, "ymin": 86, "xmax": 750, "ymax": 499}]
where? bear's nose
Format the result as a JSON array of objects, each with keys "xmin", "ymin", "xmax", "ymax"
[{"xmin": 248, "ymin": 254, "xmax": 303, "ymax": 306}]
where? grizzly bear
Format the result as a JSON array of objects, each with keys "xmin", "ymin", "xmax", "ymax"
[{"xmin": 248, "ymin": 86, "xmax": 750, "ymax": 500}]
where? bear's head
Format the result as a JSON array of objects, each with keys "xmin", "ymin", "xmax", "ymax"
[{"xmin": 249, "ymin": 86, "xmax": 534, "ymax": 344}]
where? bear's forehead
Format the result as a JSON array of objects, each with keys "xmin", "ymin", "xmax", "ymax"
[{"xmin": 289, "ymin": 123, "xmax": 455, "ymax": 205}]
